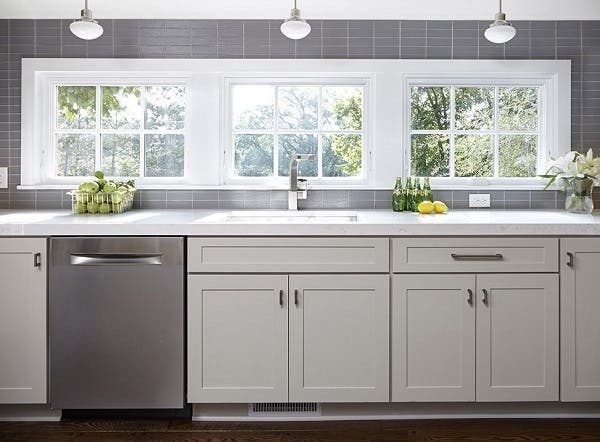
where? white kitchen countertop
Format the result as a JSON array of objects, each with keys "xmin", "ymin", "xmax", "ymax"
[{"xmin": 1, "ymin": 209, "xmax": 600, "ymax": 236}]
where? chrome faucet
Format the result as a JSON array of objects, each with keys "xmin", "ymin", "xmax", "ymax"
[{"xmin": 288, "ymin": 154, "xmax": 316, "ymax": 210}]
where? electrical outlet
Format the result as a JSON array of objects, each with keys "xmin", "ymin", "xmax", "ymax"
[
  {"xmin": 469, "ymin": 193, "xmax": 490, "ymax": 208},
  {"xmin": 0, "ymin": 167, "xmax": 7, "ymax": 189}
]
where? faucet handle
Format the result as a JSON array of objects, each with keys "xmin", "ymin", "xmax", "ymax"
[{"xmin": 297, "ymin": 179, "xmax": 308, "ymax": 198}]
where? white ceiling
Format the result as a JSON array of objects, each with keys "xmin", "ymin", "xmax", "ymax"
[{"xmin": 2, "ymin": 0, "xmax": 600, "ymax": 20}]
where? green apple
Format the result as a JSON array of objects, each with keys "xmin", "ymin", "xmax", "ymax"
[
  {"xmin": 74, "ymin": 202, "xmax": 87, "ymax": 214},
  {"xmin": 103, "ymin": 182, "xmax": 117, "ymax": 193},
  {"xmin": 87, "ymin": 202, "xmax": 99, "ymax": 214},
  {"xmin": 94, "ymin": 171, "xmax": 104, "ymax": 180},
  {"xmin": 111, "ymin": 193, "xmax": 124, "ymax": 204},
  {"xmin": 117, "ymin": 185, "xmax": 128, "ymax": 192},
  {"xmin": 98, "ymin": 203, "xmax": 111, "ymax": 214}
]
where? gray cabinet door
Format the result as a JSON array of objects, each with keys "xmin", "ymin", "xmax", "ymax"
[
  {"xmin": 289, "ymin": 274, "xmax": 389, "ymax": 402},
  {"xmin": 188, "ymin": 274, "xmax": 289, "ymax": 403},
  {"xmin": 476, "ymin": 274, "xmax": 559, "ymax": 402},
  {"xmin": 561, "ymin": 239, "xmax": 600, "ymax": 401},
  {"xmin": 392, "ymin": 274, "xmax": 476, "ymax": 402},
  {"xmin": 0, "ymin": 238, "xmax": 47, "ymax": 404}
]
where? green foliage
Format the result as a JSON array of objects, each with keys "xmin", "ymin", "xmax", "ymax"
[
  {"xmin": 410, "ymin": 86, "xmax": 540, "ymax": 178},
  {"xmin": 55, "ymin": 85, "xmax": 185, "ymax": 178}
]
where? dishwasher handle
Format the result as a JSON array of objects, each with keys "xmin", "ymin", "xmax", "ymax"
[{"xmin": 70, "ymin": 253, "xmax": 164, "ymax": 266}]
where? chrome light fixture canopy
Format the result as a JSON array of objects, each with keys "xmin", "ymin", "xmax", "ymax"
[
  {"xmin": 281, "ymin": 0, "xmax": 311, "ymax": 40},
  {"xmin": 484, "ymin": 0, "xmax": 516, "ymax": 44},
  {"xmin": 70, "ymin": 0, "xmax": 104, "ymax": 41}
]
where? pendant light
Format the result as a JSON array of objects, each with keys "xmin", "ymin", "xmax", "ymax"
[
  {"xmin": 484, "ymin": 0, "xmax": 516, "ymax": 44},
  {"xmin": 70, "ymin": 0, "xmax": 104, "ymax": 41},
  {"xmin": 281, "ymin": 0, "xmax": 311, "ymax": 40}
]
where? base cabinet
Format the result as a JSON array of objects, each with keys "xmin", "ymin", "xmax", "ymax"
[
  {"xmin": 0, "ymin": 238, "xmax": 47, "ymax": 404},
  {"xmin": 392, "ymin": 273, "xmax": 559, "ymax": 402},
  {"xmin": 188, "ymin": 274, "xmax": 389, "ymax": 403},
  {"xmin": 289, "ymin": 275, "xmax": 389, "ymax": 402},
  {"xmin": 561, "ymin": 239, "xmax": 600, "ymax": 401},
  {"xmin": 187, "ymin": 275, "xmax": 288, "ymax": 403}
]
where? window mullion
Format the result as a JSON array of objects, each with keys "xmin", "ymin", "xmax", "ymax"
[
  {"xmin": 140, "ymin": 86, "xmax": 147, "ymax": 178},
  {"xmin": 95, "ymin": 85, "xmax": 102, "ymax": 172},
  {"xmin": 449, "ymin": 86, "xmax": 455, "ymax": 178},
  {"xmin": 493, "ymin": 86, "xmax": 500, "ymax": 178},
  {"xmin": 318, "ymin": 86, "xmax": 323, "ymax": 178},
  {"xmin": 273, "ymin": 85, "xmax": 279, "ymax": 178}
]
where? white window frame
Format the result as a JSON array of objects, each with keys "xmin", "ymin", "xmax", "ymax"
[
  {"xmin": 407, "ymin": 80, "xmax": 545, "ymax": 184},
  {"xmin": 51, "ymin": 83, "xmax": 187, "ymax": 182},
  {"xmin": 223, "ymin": 76, "xmax": 371, "ymax": 186},
  {"xmin": 20, "ymin": 59, "xmax": 570, "ymax": 190}
]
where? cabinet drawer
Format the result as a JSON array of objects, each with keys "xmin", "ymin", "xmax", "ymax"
[
  {"xmin": 392, "ymin": 238, "xmax": 558, "ymax": 273},
  {"xmin": 188, "ymin": 237, "xmax": 389, "ymax": 273}
]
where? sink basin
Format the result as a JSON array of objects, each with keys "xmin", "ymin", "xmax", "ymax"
[{"xmin": 204, "ymin": 211, "xmax": 359, "ymax": 223}]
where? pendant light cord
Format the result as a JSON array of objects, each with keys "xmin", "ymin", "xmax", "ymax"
[{"xmin": 499, "ymin": 0, "xmax": 503, "ymax": 13}]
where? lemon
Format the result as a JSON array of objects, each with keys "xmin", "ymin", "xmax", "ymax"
[
  {"xmin": 418, "ymin": 200, "xmax": 435, "ymax": 214},
  {"xmin": 433, "ymin": 201, "xmax": 449, "ymax": 213}
]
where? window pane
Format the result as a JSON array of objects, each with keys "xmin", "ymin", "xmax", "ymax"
[
  {"xmin": 102, "ymin": 86, "xmax": 142, "ymax": 130},
  {"xmin": 322, "ymin": 86, "xmax": 363, "ymax": 130},
  {"xmin": 234, "ymin": 134, "xmax": 274, "ymax": 177},
  {"xmin": 278, "ymin": 134, "xmax": 318, "ymax": 177},
  {"xmin": 144, "ymin": 134, "xmax": 184, "ymax": 177},
  {"xmin": 278, "ymin": 87, "xmax": 318, "ymax": 130},
  {"xmin": 455, "ymin": 134, "xmax": 493, "ymax": 177},
  {"xmin": 101, "ymin": 134, "xmax": 140, "ymax": 177},
  {"xmin": 455, "ymin": 87, "xmax": 494, "ymax": 130},
  {"xmin": 322, "ymin": 134, "xmax": 362, "ymax": 177},
  {"xmin": 411, "ymin": 134, "xmax": 450, "ymax": 177},
  {"xmin": 410, "ymin": 86, "xmax": 450, "ymax": 130},
  {"xmin": 499, "ymin": 134, "xmax": 538, "ymax": 177},
  {"xmin": 55, "ymin": 134, "xmax": 96, "ymax": 176},
  {"xmin": 145, "ymin": 86, "xmax": 185, "ymax": 130},
  {"xmin": 499, "ymin": 87, "xmax": 538, "ymax": 130},
  {"xmin": 56, "ymin": 86, "xmax": 96, "ymax": 130},
  {"xmin": 232, "ymin": 85, "xmax": 274, "ymax": 130}
]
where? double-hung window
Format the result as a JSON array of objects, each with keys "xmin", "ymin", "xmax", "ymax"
[
  {"xmin": 227, "ymin": 80, "xmax": 368, "ymax": 184},
  {"xmin": 53, "ymin": 84, "xmax": 186, "ymax": 181}
]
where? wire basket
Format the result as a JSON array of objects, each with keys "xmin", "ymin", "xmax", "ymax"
[{"xmin": 68, "ymin": 190, "xmax": 135, "ymax": 215}]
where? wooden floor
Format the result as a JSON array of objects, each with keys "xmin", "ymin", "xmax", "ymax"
[{"xmin": 1, "ymin": 419, "xmax": 600, "ymax": 441}]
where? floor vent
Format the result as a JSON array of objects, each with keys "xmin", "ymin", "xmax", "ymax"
[{"xmin": 248, "ymin": 403, "xmax": 321, "ymax": 417}]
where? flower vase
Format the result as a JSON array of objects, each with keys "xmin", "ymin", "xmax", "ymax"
[{"xmin": 565, "ymin": 177, "xmax": 594, "ymax": 214}]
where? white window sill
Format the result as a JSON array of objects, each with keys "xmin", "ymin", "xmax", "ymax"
[{"xmin": 17, "ymin": 184, "xmax": 560, "ymax": 191}]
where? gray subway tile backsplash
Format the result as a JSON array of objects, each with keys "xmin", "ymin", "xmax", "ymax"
[{"xmin": 0, "ymin": 19, "xmax": 599, "ymax": 209}]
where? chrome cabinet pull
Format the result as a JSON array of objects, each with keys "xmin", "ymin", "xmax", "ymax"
[
  {"xmin": 279, "ymin": 290, "xmax": 284, "ymax": 307},
  {"xmin": 567, "ymin": 252, "xmax": 574, "ymax": 268},
  {"xmin": 451, "ymin": 253, "xmax": 503, "ymax": 261},
  {"xmin": 294, "ymin": 289, "xmax": 299, "ymax": 306},
  {"xmin": 467, "ymin": 289, "xmax": 474, "ymax": 306},
  {"xmin": 70, "ymin": 253, "xmax": 163, "ymax": 265},
  {"xmin": 482, "ymin": 289, "xmax": 489, "ymax": 306},
  {"xmin": 33, "ymin": 253, "xmax": 42, "ymax": 268}
]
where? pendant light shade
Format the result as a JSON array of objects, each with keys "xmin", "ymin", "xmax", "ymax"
[
  {"xmin": 70, "ymin": 0, "xmax": 104, "ymax": 41},
  {"xmin": 484, "ymin": 0, "xmax": 516, "ymax": 44},
  {"xmin": 281, "ymin": 0, "xmax": 311, "ymax": 40}
]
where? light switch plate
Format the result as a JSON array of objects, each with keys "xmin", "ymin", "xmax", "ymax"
[
  {"xmin": 469, "ymin": 193, "xmax": 490, "ymax": 208},
  {"xmin": 0, "ymin": 167, "xmax": 7, "ymax": 189}
]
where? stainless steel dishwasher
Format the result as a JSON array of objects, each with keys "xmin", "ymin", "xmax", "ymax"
[{"xmin": 49, "ymin": 237, "xmax": 184, "ymax": 409}]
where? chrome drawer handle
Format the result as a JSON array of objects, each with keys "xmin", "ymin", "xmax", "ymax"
[
  {"xmin": 467, "ymin": 289, "xmax": 474, "ymax": 306},
  {"xmin": 70, "ymin": 254, "xmax": 163, "ymax": 265},
  {"xmin": 451, "ymin": 253, "xmax": 503, "ymax": 261}
]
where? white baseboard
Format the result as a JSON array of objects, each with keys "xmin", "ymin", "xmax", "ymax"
[
  {"xmin": 0, "ymin": 405, "xmax": 61, "ymax": 422},
  {"xmin": 192, "ymin": 402, "xmax": 600, "ymax": 421}
]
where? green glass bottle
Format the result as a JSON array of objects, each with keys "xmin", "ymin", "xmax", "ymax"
[
  {"xmin": 404, "ymin": 177, "xmax": 414, "ymax": 211},
  {"xmin": 392, "ymin": 177, "xmax": 404, "ymax": 212},
  {"xmin": 414, "ymin": 178, "xmax": 423, "ymax": 211},
  {"xmin": 423, "ymin": 177, "xmax": 433, "ymax": 202}
]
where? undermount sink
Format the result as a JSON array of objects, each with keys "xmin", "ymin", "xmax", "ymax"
[{"xmin": 206, "ymin": 211, "xmax": 359, "ymax": 223}]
